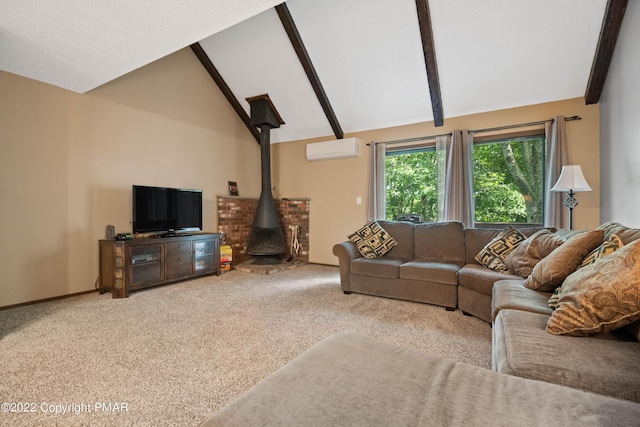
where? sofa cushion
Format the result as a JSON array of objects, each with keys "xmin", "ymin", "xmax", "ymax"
[
  {"xmin": 399, "ymin": 261, "xmax": 459, "ymax": 285},
  {"xmin": 350, "ymin": 257, "xmax": 404, "ymax": 279},
  {"xmin": 458, "ymin": 264, "xmax": 522, "ymax": 297},
  {"xmin": 491, "ymin": 279, "xmax": 552, "ymax": 322},
  {"xmin": 503, "ymin": 229, "xmax": 565, "ymax": 278},
  {"xmin": 464, "ymin": 229, "xmax": 502, "ymax": 264},
  {"xmin": 493, "ymin": 309, "xmax": 640, "ymax": 403},
  {"xmin": 475, "ymin": 226, "xmax": 527, "ymax": 272},
  {"xmin": 546, "ymin": 240, "xmax": 640, "ymax": 336},
  {"xmin": 348, "ymin": 220, "xmax": 398, "ymax": 258},
  {"xmin": 414, "ymin": 221, "xmax": 465, "ymax": 266},
  {"xmin": 377, "ymin": 220, "xmax": 415, "ymax": 259},
  {"xmin": 523, "ymin": 229, "xmax": 604, "ymax": 292},
  {"xmin": 202, "ymin": 333, "xmax": 640, "ymax": 427}
]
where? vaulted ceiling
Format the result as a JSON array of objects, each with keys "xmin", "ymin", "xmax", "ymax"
[{"xmin": 1, "ymin": 0, "xmax": 627, "ymax": 143}]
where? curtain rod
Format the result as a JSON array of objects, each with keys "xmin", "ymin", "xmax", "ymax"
[{"xmin": 369, "ymin": 115, "xmax": 582, "ymax": 146}]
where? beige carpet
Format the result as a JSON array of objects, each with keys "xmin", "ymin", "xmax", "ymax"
[{"xmin": 0, "ymin": 265, "xmax": 491, "ymax": 426}]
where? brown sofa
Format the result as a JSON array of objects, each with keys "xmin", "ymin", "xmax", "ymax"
[
  {"xmin": 491, "ymin": 222, "xmax": 640, "ymax": 403},
  {"xmin": 492, "ymin": 291, "xmax": 640, "ymax": 402},
  {"xmin": 200, "ymin": 333, "xmax": 640, "ymax": 426},
  {"xmin": 332, "ymin": 220, "xmax": 550, "ymax": 322},
  {"xmin": 201, "ymin": 224, "xmax": 640, "ymax": 424}
]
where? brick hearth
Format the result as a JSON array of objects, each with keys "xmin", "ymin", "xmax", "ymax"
[{"xmin": 217, "ymin": 196, "xmax": 310, "ymax": 267}]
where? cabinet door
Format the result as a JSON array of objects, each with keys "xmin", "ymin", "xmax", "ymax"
[
  {"xmin": 165, "ymin": 241, "xmax": 193, "ymax": 280},
  {"xmin": 128, "ymin": 244, "xmax": 165, "ymax": 288},
  {"xmin": 193, "ymin": 237, "xmax": 219, "ymax": 274}
]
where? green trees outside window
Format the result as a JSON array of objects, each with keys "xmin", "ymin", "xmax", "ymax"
[
  {"xmin": 384, "ymin": 135, "xmax": 545, "ymax": 225},
  {"xmin": 473, "ymin": 136, "xmax": 544, "ymax": 224},
  {"xmin": 385, "ymin": 149, "xmax": 438, "ymax": 222}
]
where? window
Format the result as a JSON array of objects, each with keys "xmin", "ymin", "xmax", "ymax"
[
  {"xmin": 383, "ymin": 131, "xmax": 546, "ymax": 225},
  {"xmin": 384, "ymin": 146, "xmax": 438, "ymax": 222},
  {"xmin": 473, "ymin": 133, "xmax": 545, "ymax": 226}
]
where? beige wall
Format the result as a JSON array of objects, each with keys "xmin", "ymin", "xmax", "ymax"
[
  {"xmin": 0, "ymin": 48, "xmax": 260, "ymax": 307},
  {"xmin": 272, "ymin": 97, "xmax": 600, "ymax": 265},
  {"xmin": 0, "ymin": 45, "xmax": 603, "ymax": 306},
  {"xmin": 599, "ymin": 0, "xmax": 640, "ymax": 228}
]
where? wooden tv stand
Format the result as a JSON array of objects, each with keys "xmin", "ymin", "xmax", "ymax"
[{"xmin": 99, "ymin": 233, "xmax": 221, "ymax": 298}]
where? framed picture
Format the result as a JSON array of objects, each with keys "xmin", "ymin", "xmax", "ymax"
[{"xmin": 228, "ymin": 181, "xmax": 239, "ymax": 196}]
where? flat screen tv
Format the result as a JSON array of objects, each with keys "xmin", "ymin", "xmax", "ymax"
[{"xmin": 132, "ymin": 185, "xmax": 203, "ymax": 235}]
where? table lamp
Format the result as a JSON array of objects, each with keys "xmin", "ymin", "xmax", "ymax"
[{"xmin": 551, "ymin": 165, "xmax": 591, "ymax": 229}]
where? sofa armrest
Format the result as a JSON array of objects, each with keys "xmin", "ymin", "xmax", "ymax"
[{"xmin": 332, "ymin": 241, "xmax": 361, "ymax": 292}]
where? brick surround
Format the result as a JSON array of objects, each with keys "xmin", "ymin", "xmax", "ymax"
[{"xmin": 217, "ymin": 197, "xmax": 310, "ymax": 266}]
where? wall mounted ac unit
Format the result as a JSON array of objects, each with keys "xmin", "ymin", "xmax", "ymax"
[{"xmin": 306, "ymin": 137, "xmax": 360, "ymax": 161}]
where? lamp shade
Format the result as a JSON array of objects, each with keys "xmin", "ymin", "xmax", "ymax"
[{"xmin": 551, "ymin": 165, "xmax": 592, "ymax": 192}]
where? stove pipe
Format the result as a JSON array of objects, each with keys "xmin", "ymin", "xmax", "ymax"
[{"xmin": 246, "ymin": 97, "xmax": 287, "ymax": 256}]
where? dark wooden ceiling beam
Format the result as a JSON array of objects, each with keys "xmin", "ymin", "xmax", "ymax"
[
  {"xmin": 585, "ymin": 0, "xmax": 628, "ymax": 105},
  {"xmin": 415, "ymin": 0, "xmax": 444, "ymax": 127},
  {"xmin": 190, "ymin": 42, "xmax": 261, "ymax": 143},
  {"xmin": 276, "ymin": 3, "xmax": 344, "ymax": 139}
]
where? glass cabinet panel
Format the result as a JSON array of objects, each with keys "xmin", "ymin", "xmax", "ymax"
[{"xmin": 193, "ymin": 239, "xmax": 217, "ymax": 273}]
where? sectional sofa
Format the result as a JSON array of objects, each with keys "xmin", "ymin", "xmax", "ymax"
[
  {"xmin": 493, "ymin": 279, "xmax": 640, "ymax": 403},
  {"xmin": 491, "ymin": 221, "xmax": 640, "ymax": 403},
  {"xmin": 331, "ymin": 219, "xmax": 640, "ymax": 401},
  {"xmin": 332, "ymin": 220, "xmax": 551, "ymax": 322},
  {"xmin": 200, "ymin": 221, "xmax": 640, "ymax": 425}
]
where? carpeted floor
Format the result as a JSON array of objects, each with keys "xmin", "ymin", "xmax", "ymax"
[{"xmin": 0, "ymin": 265, "xmax": 491, "ymax": 426}]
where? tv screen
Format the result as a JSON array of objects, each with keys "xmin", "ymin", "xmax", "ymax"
[{"xmin": 132, "ymin": 185, "xmax": 203, "ymax": 234}]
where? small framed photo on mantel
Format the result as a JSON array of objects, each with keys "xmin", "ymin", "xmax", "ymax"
[{"xmin": 228, "ymin": 181, "xmax": 239, "ymax": 196}]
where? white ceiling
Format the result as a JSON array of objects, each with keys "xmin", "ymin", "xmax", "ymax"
[
  {"xmin": 2, "ymin": 0, "xmax": 608, "ymax": 143},
  {"xmin": 0, "ymin": 0, "xmax": 283, "ymax": 93}
]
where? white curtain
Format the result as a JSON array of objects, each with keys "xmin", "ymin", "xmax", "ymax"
[
  {"xmin": 437, "ymin": 130, "xmax": 474, "ymax": 227},
  {"xmin": 368, "ymin": 141, "xmax": 386, "ymax": 220},
  {"xmin": 544, "ymin": 116, "xmax": 569, "ymax": 228}
]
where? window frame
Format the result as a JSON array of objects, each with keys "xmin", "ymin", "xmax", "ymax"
[
  {"xmin": 383, "ymin": 142, "xmax": 438, "ymax": 222},
  {"xmin": 472, "ymin": 129, "xmax": 547, "ymax": 228},
  {"xmin": 382, "ymin": 129, "xmax": 547, "ymax": 228}
]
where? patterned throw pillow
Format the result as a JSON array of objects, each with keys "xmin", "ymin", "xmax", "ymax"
[
  {"xmin": 546, "ymin": 239, "xmax": 640, "ymax": 336},
  {"xmin": 579, "ymin": 234, "xmax": 623, "ymax": 268},
  {"xmin": 348, "ymin": 220, "xmax": 397, "ymax": 258},
  {"xmin": 548, "ymin": 287, "xmax": 561, "ymax": 310},
  {"xmin": 475, "ymin": 226, "xmax": 527, "ymax": 272}
]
